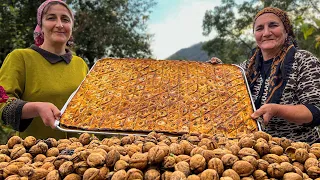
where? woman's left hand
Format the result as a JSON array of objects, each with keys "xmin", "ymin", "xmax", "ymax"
[{"xmin": 251, "ymin": 104, "xmax": 279, "ymax": 125}]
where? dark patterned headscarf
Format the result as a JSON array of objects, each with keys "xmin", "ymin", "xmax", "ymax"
[
  {"xmin": 247, "ymin": 7, "xmax": 298, "ymax": 105},
  {"xmin": 33, "ymin": 0, "xmax": 74, "ymax": 47}
]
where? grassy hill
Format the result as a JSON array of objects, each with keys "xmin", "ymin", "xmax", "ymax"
[{"xmin": 166, "ymin": 42, "xmax": 210, "ymax": 62}]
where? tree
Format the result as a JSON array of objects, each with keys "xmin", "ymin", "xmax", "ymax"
[
  {"xmin": 69, "ymin": 0, "xmax": 156, "ymax": 67},
  {"xmin": 202, "ymin": 0, "xmax": 320, "ymax": 63}
]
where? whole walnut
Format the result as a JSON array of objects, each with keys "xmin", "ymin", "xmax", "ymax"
[
  {"xmin": 163, "ymin": 155, "xmax": 176, "ymax": 169},
  {"xmin": 175, "ymin": 155, "xmax": 191, "ymax": 163},
  {"xmin": 225, "ymin": 144, "xmax": 241, "ymax": 156},
  {"xmin": 180, "ymin": 140, "xmax": 195, "ymax": 155},
  {"xmin": 262, "ymin": 154, "xmax": 281, "ymax": 164},
  {"xmin": 74, "ymin": 161, "xmax": 88, "ymax": 176},
  {"xmin": 222, "ymin": 169, "xmax": 240, "ymax": 180},
  {"xmin": 242, "ymin": 155, "xmax": 258, "ymax": 170},
  {"xmin": 267, "ymin": 163, "xmax": 285, "ymax": 179},
  {"xmin": 220, "ymin": 177, "xmax": 233, "ymax": 180},
  {"xmin": 129, "ymin": 152, "xmax": 148, "ymax": 170},
  {"xmin": 10, "ymin": 146, "xmax": 26, "ymax": 160},
  {"xmin": 283, "ymin": 172, "xmax": 302, "ymax": 180},
  {"xmin": 279, "ymin": 138, "xmax": 292, "ymax": 150},
  {"xmin": 53, "ymin": 155, "xmax": 71, "ymax": 169},
  {"xmin": 238, "ymin": 148, "xmax": 259, "ymax": 159},
  {"xmin": 126, "ymin": 168, "xmax": 143, "ymax": 180},
  {"xmin": 187, "ymin": 175, "xmax": 200, "ymax": 180},
  {"xmin": 232, "ymin": 160, "xmax": 254, "ymax": 177},
  {"xmin": 161, "ymin": 171, "xmax": 172, "ymax": 180},
  {"xmin": 293, "ymin": 162, "xmax": 305, "ymax": 172},
  {"xmin": 200, "ymin": 169, "xmax": 219, "ymax": 180},
  {"xmin": 142, "ymin": 142, "xmax": 156, "ymax": 153},
  {"xmin": 106, "ymin": 150, "xmax": 120, "ymax": 167},
  {"xmin": 83, "ymin": 168, "xmax": 100, "ymax": 180},
  {"xmin": 291, "ymin": 142, "xmax": 310, "ymax": 150},
  {"xmin": 46, "ymin": 147, "xmax": 59, "ymax": 157},
  {"xmin": 121, "ymin": 135, "xmax": 135, "ymax": 145},
  {"xmin": 293, "ymin": 166, "xmax": 304, "ymax": 177},
  {"xmin": 46, "ymin": 170, "xmax": 61, "ymax": 180},
  {"xmin": 201, "ymin": 150, "xmax": 216, "ymax": 162},
  {"xmin": 29, "ymin": 142, "xmax": 48, "ymax": 156},
  {"xmin": 221, "ymin": 154, "xmax": 239, "ymax": 167},
  {"xmin": 253, "ymin": 131, "xmax": 270, "ymax": 141},
  {"xmin": 58, "ymin": 161, "xmax": 74, "ymax": 177},
  {"xmin": 34, "ymin": 154, "xmax": 46, "ymax": 162},
  {"xmin": 198, "ymin": 138, "xmax": 218, "ymax": 150},
  {"xmin": 87, "ymin": 153, "xmax": 105, "ymax": 167},
  {"xmin": 306, "ymin": 166, "xmax": 320, "ymax": 179},
  {"xmin": 175, "ymin": 161, "xmax": 190, "ymax": 177},
  {"xmin": 3, "ymin": 164, "xmax": 19, "ymax": 178},
  {"xmin": 170, "ymin": 143, "xmax": 184, "ymax": 155},
  {"xmin": 280, "ymin": 162, "xmax": 294, "ymax": 173},
  {"xmin": 148, "ymin": 146, "xmax": 168, "ymax": 164},
  {"xmin": 125, "ymin": 144, "xmax": 141, "ymax": 157},
  {"xmin": 7, "ymin": 136, "xmax": 22, "ymax": 149},
  {"xmin": 0, "ymin": 154, "xmax": 11, "ymax": 163},
  {"xmin": 46, "ymin": 138, "xmax": 58, "ymax": 148},
  {"xmin": 28, "ymin": 168, "xmax": 49, "ymax": 180},
  {"xmin": 238, "ymin": 136, "xmax": 254, "ymax": 148},
  {"xmin": 269, "ymin": 145, "xmax": 283, "ymax": 156},
  {"xmin": 32, "ymin": 161, "xmax": 44, "ymax": 168},
  {"xmin": 79, "ymin": 133, "xmax": 92, "ymax": 146},
  {"xmin": 295, "ymin": 148, "xmax": 309, "ymax": 163},
  {"xmin": 64, "ymin": 173, "xmax": 81, "ymax": 180},
  {"xmin": 207, "ymin": 158, "xmax": 224, "ymax": 176},
  {"xmin": 41, "ymin": 162, "xmax": 55, "ymax": 172},
  {"xmin": 23, "ymin": 136, "xmax": 37, "ymax": 148},
  {"xmin": 190, "ymin": 147, "xmax": 206, "ymax": 156},
  {"xmin": 253, "ymin": 169, "xmax": 268, "ymax": 180},
  {"xmin": 170, "ymin": 171, "xmax": 187, "ymax": 180},
  {"xmin": 0, "ymin": 145, "xmax": 9, "ymax": 155},
  {"xmin": 304, "ymin": 158, "xmax": 319, "ymax": 171},
  {"xmin": 18, "ymin": 165, "xmax": 34, "ymax": 177},
  {"xmin": 111, "ymin": 169, "xmax": 126, "ymax": 180},
  {"xmin": 309, "ymin": 147, "xmax": 320, "ymax": 158},
  {"xmin": 144, "ymin": 169, "xmax": 160, "ymax": 180},
  {"xmin": 114, "ymin": 160, "xmax": 129, "ymax": 171},
  {"xmin": 120, "ymin": 155, "xmax": 130, "ymax": 163}
]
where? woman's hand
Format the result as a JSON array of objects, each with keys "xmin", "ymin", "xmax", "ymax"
[
  {"xmin": 22, "ymin": 102, "xmax": 61, "ymax": 129},
  {"xmin": 251, "ymin": 104, "xmax": 279, "ymax": 125}
]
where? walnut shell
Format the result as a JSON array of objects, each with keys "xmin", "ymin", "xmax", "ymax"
[
  {"xmin": 283, "ymin": 172, "xmax": 302, "ymax": 180},
  {"xmin": 79, "ymin": 133, "xmax": 91, "ymax": 146},
  {"xmin": 270, "ymin": 145, "xmax": 283, "ymax": 156},
  {"xmin": 210, "ymin": 148, "xmax": 232, "ymax": 159},
  {"xmin": 190, "ymin": 147, "xmax": 206, "ymax": 156},
  {"xmin": 148, "ymin": 146, "xmax": 168, "ymax": 164},
  {"xmin": 232, "ymin": 160, "xmax": 254, "ymax": 177},
  {"xmin": 129, "ymin": 152, "xmax": 148, "ymax": 170},
  {"xmin": 41, "ymin": 162, "xmax": 55, "ymax": 172},
  {"xmin": 222, "ymin": 169, "xmax": 240, "ymax": 180},
  {"xmin": 7, "ymin": 136, "xmax": 22, "ymax": 149},
  {"xmin": 110, "ymin": 169, "xmax": 126, "ymax": 180},
  {"xmin": 267, "ymin": 163, "xmax": 285, "ymax": 179},
  {"xmin": 187, "ymin": 175, "xmax": 200, "ymax": 180},
  {"xmin": 253, "ymin": 131, "xmax": 270, "ymax": 141},
  {"xmin": 262, "ymin": 154, "xmax": 281, "ymax": 164},
  {"xmin": 190, "ymin": 154, "xmax": 206, "ymax": 173},
  {"xmin": 87, "ymin": 153, "xmax": 105, "ymax": 167},
  {"xmin": 163, "ymin": 155, "xmax": 176, "ymax": 169},
  {"xmin": 200, "ymin": 169, "xmax": 219, "ymax": 180},
  {"xmin": 180, "ymin": 140, "xmax": 195, "ymax": 155},
  {"xmin": 170, "ymin": 171, "xmax": 187, "ymax": 180},
  {"xmin": 46, "ymin": 170, "xmax": 61, "ymax": 180},
  {"xmin": 29, "ymin": 142, "xmax": 48, "ymax": 156},
  {"xmin": 106, "ymin": 149, "xmax": 120, "ymax": 167},
  {"xmin": 198, "ymin": 138, "xmax": 217, "ymax": 150},
  {"xmin": 225, "ymin": 144, "xmax": 241, "ymax": 156},
  {"xmin": 238, "ymin": 136, "xmax": 254, "ymax": 148},
  {"xmin": 253, "ymin": 169, "xmax": 268, "ymax": 180},
  {"xmin": 18, "ymin": 165, "xmax": 34, "ymax": 177},
  {"xmin": 53, "ymin": 155, "xmax": 71, "ymax": 169},
  {"xmin": 3, "ymin": 164, "xmax": 19, "ymax": 178},
  {"xmin": 114, "ymin": 160, "xmax": 129, "ymax": 171},
  {"xmin": 175, "ymin": 161, "xmax": 190, "ymax": 177},
  {"xmin": 28, "ymin": 168, "xmax": 49, "ymax": 180},
  {"xmin": 220, "ymin": 177, "xmax": 233, "ymax": 180},
  {"xmin": 23, "ymin": 136, "xmax": 37, "ymax": 148},
  {"xmin": 207, "ymin": 158, "xmax": 224, "ymax": 176},
  {"xmin": 295, "ymin": 148, "xmax": 309, "ymax": 163},
  {"xmin": 5, "ymin": 175, "xmax": 22, "ymax": 180},
  {"xmin": 221, "ymin": 154, "xmax": 239, "ymax": 167},
  {"xmin": 293, "ymin": 166, "xmax": 304, "ymax": 177},
  {"xmin": 291, "ymin": 142, "xmax": 310, "ymax": 150},
  {"xmin": 121, "ymin": 135, "xmax": 135, "ymax": 145},
  {"xmin": 98, "ymin": 166, "xmax": 109, "ymax": 179},
  {"xmin": 10, "ymin": 146, "xmax": 26, "ymax": 160},
  {"xmin": 0, "ymin": 145, "xmax": 9, "ymax": 155},
  {"xmin": 126, "ymin": 168, "xmax": 143, "ymax": 180},
  {"xmin": 83, "ymin": 168, "xmax": 100, "ymax": 180},
  {"xmin": 280, "ymin": 162, "xmax": 294, "ymax": 173},
  {"xmin": 175, "ymin": 155, "xmax": 191, "ymax": 163},
  {"xmin": 309, "ymin": 147, "xmax": 320, "ymax": 159},
  {"xmin": 34, "ymin": 154, "xmax": 46, "ymax": 162},
  {"xmin": 242, "ymin": 155, "xmax": 258, "ymax": 170},
  {"xmin": 0, "ymin": 154, "xmax": 11, "ymax": 163},
  {"xmin": 64, "ymin": 173, "xmax": 81, "ymax": 180},
  {"xmin": 144, "ymin": 169, "xmax": 160, "ymax": 180},
  {"xmin": 142, "ymin": 142, "xmax": 156, "ymax": 153},
  {"xmin": 46, "ymin": 147, "xmax": 59, "ymax": 157},
  {"xmin": 58, "ymin": 161, "xmax": 73, "ymax": 177}
]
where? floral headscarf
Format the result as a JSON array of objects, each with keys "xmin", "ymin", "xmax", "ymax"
[
  {"xmin": 247, "ymin": 7, "xmax": 297, "ymax": 106},
  {"xmin": 0, "ymin": 86, "xmax": 9, "ymax": 103},
  {"xmin": 33, "ymin": 0, "xmax": 74, "ymax": 47}
]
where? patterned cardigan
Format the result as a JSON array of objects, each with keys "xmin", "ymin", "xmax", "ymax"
[{"xmin": 239, "ymin": 50, "xmax": 320, "ymax": 144}]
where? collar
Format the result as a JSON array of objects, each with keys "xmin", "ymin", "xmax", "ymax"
[{"xmin": 30, "ymin": 44, "xmax": 72, "ymax": 64}]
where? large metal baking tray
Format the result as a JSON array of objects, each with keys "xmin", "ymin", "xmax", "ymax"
[{"xmin": 55, "ymin": 58, "xmax": 262, "ymax": 137}]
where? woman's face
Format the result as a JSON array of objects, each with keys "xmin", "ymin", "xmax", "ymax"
[
  {"xmin": 41, "ymin": 4, "xmax": 73, "ymax": 46},
  {"xmin": 254, "ymin": 13, "xmax": 287, "ymax": 54}
]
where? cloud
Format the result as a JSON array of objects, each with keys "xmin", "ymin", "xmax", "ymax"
[{"xmin": 148, "ymin": 0, "xmax": 219, "ymax": 59}]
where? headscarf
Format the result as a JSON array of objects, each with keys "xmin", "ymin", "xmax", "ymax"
[
  {"xmin": 33, "ymin": 0, "xmax": 74, "ymax": 47},
  {"xmin": 246, "ymin": 7, "xmax": 298, "ymax": 106},
  {"xmin": 0, "ymin": 86, "xmax": 9, "ymax": 103}
]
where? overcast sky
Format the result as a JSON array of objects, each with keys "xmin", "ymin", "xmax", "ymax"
[{"xmin": 148, "ymin": 0, "xmax": 221, "ymax": 59}]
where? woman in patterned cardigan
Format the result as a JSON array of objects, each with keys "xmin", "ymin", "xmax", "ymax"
[{"xmin": 212, "ymin": 7, "xmax": 320, "ymax": 144}]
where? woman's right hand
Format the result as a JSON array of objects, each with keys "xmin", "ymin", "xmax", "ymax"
[{"xmin": 22, "ymin": 102, "xmax": 61, "ymax": 129}]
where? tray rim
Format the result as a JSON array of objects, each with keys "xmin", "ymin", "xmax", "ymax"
[{"xmin": 55, "ymin": 58, "xmax": 262, "ymax": 136}]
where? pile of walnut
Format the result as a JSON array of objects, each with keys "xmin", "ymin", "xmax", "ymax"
[{"xmin": 0, "ymin": 131, "xmax": 320, "ymax": 180}]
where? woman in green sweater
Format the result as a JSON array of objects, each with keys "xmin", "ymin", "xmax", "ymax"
[{"xmin": 0, "ymin": 0, "xmax": 88, "ymax": 139}]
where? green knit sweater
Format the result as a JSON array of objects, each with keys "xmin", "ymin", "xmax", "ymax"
[{"xmin": 0, "ymin": 48, "xmax": 88, "ymax": 139}]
